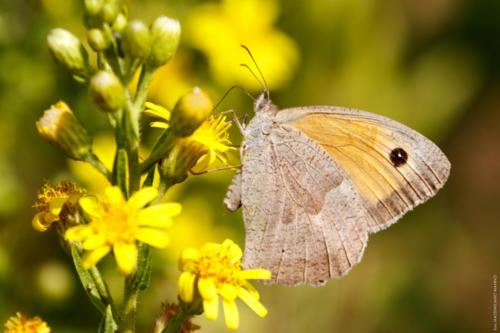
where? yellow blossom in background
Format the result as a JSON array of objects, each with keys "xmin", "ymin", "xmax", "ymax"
[
  {"xmin": 32, "ymin": 181, "xmax": 85, "ymax": 232},
  {"xmin": 185, "ymin": 0, "xmax": 299, "ymax": 90},
  {"xmin": 65, "ymin": 186, "xmax": 181, "ymax": 274},
  {"xmin": 145, "ymin": 102, "xmax": 236, "ymax": 173},
  {"xmin": 178, "ymin": 239, "xmax": 271, "ymax": 330},
  {"xmin": 3, "ymin": 312, "xmax": 50, "ymax": 333}
]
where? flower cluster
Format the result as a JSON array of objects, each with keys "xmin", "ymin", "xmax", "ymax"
[
  {"xmin": 178, "ymin": 239, "xmax": 271, "ymax": 329},
  {"xmin": 3, "ymin": 312, "xmax": 50, "ymax": 333}
]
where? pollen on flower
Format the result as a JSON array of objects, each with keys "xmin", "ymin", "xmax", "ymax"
[
  {"xmin": 177, "ymin": 239, "xmax": 271, "ymax": 330},
  {"xmin": 3, "ymin": 312, "xmax": 51, "ymax": 333},
  {"xmin": 33, "ymin": 181, "xmax": 85, "ymax": 232}
]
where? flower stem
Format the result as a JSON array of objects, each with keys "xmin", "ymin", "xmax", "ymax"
[
  {"xmin": 89, "ymin": 266, "xmax": 119, "ymax": 320},
  {"xmin": 119, "ymin": 280, "xmax": 140, "ymax": 333},
  {"xmin": 85, "ymin": 152, "xmax": 112, "ymax": 181}
]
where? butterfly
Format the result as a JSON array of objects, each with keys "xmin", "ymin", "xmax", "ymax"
[{"xmin": 223, "ymin": 62, "xmax": 450, "ymax": 287}]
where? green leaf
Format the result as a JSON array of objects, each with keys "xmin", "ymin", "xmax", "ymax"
[
  {"xmin": 128, "ymin": 242, "xmax": 152, "ymax": 291},
  {"xmin": 70, "ymin": 244, "xmax": 106, "ymax": 313},
  {"xmin": 98, "ymin": 305, "xmax": 118, "ymax": 333},
  {"xmin": 113, "ymin": 148, "xmax": 128, "ymax": 196}
]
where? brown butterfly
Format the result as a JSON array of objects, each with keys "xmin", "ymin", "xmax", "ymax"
[{"xmin": 224, "ymin": 51, "xmax": 451, "ymax": 287}]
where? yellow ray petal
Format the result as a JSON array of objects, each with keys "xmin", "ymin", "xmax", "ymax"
[
  {"xmin": 113, "ymin": 242, "xmax": 138, "ymax": 275},
  {"xmin": 203, "ymin": 297, "xmax": 219, "ymax": 321},
  {"xmin": 198, "ymin": 277, "xmax": 217, "ymax": 300},
  {"xmin": 65, "ymin": 225, "xmax": 94, "ymax": 241},
  {"xmin": 82, "ymin": 234, "xmax": 108, "ymax": 250},
  {"xmin": 219, "ymin": 283, "xmax": 237, "ymax": 301},
  {"xmin": 150, "ymin": 121, "xmax": 169, "ymax": 129},
  {"xmin": 105, "ymin": 186, "xmax": 124, "ymax": 206},
  {"xmin": 128, "ymin": 187, "xmax": 158, "ymax": 209},
  {"xmin": 237, "ymin": 287, "xmax": 268, "ymax": 318},
  {"xmin": 136, "ymin": 228, "xmax": 170, "ymax": 248},
  {"xmin": 32, "ymin": 213, "xmax": 50, "ymax": 232},
  {"xmin": 49, "ymin": 197, "xmax": 67, "ymax": 215},
  {"xmin": 137, "ymin": 203, "xmax": 181, "ymax": 227},
  {"xmin": 82, "ymin": 245, "xmax": 111, "ymax": 269},
  {"xmin": 178, "ymin": 271, "xmax": 196, "ymax": 303},
  {"xmin": 79, "ymin": 197, "xmax": 102, "ymax": 218},
  {"xmin": 222, "ymin": 298, "xmax": 239, "ymax": 330},
  {"xmin": 239, "ymin": 268, "xmax": 272, "ymax": 280}
]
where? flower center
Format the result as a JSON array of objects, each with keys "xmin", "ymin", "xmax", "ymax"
[
  {"xmin": 96, "ymin": 204, "xmax": 138, "ymax": 244},
  {"xmin": 197, "ymin": 253, "xmax": 241, "ymax": 286}
]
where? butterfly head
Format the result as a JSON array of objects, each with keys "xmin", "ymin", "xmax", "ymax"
[{"xmin": 254, "ymin": 92, "xmax": 277, "ymax": 115}]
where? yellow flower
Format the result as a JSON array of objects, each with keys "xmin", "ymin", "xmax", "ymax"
[
  {"xmin": 3, "ymin": 312, "xmax": 51, "ymax": 333},
  {"xmin": 185, "ymin": 0, "xmax": 299, "ymax": 90},
  {"xmin": 32, "ymin": 181, "xmax": 85, "ymax": 232},
  {"xmin": 144, "ymin": 102, "xmax": 236, "ymax": 173},
  {"xmin": 178, "ymin": 239, "xmax": 271, "ymax": 330},
  {"xmin": 65, "ymin": 186, "xmax": 181, "ymax": 275}
]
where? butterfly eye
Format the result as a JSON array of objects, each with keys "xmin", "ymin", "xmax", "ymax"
[{"xmin": 390, "ymin": 147, "xmax": 408, "ymax": 167}]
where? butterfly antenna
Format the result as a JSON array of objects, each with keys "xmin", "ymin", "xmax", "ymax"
[
  {"xmin": 240, "ymin": 44, "xmax": 270, "ymax": 99},
  {"xmin": 240, "ymin": 63, "xmax": 266, "ymax": 92},
  {"xmin": 212, "ymin": 85, "xmax": 255, "ymax": 113}
]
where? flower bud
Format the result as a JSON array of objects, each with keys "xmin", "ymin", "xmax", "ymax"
[
  {"xmin": 87, "ymin": 29, "xmax": 110, "ymax": 51},
  {"xmin": 37, "ymin": 101, "xmax": 92, "ymax": 161},
  {"xmin": 122, "ymin": 20, "xmax": 151, "ymax": 59},
  {"xmin": 112, "ymin": 13, "xmax": 127, "ymax": 33},
  {"xmin": 101, "ymin": 2, "xmax": 120, "ymax": 24},
  {"xmin": 147, "ymin": 16, "xmax": 181, "ymax": 67},
  {"xmin": 47, "ymin": 28, "xmax": 89, "ymax": 78},
  {"xmin": 170, "ymin": 87, "xmax": 213, "ymax": 137},
  {"xmin": 90, "ymin": 71, "xmax": 127, "ymax": 112},
  {"xmin": 159, "ymin": 138, "xmax": 208, "ymax": 186},
  {"xmin": 84, "ymin": 0, "xmax": 102, "ymax": 16}
]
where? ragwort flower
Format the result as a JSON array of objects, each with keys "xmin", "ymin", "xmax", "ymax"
[
  {"xmin": 3, "ymin": 312, "xmax": 51, "ymax": 333},
  {"xmin": 65, "ymin": 186, "xmax": 181, "ymax": 274},
  {"xmin": 178, "ymin": 239, "xmax": 271, "ymax": 330},
  {"xmin": 33, "ymin": 181, "xmax": 85, "ymax": 232},
  {"xmin": 145, "ymin": 102, "xmax": 236, "ymax": 173}
]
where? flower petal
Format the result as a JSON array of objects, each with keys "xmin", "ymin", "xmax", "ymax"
[
  {"xmin": 113, "ymin": 242, "xmax": 138, "ymax": 275},
  {"xmin": 150, "ymin": 121, "xmax": 169, "ymax": 129},
  {"xmin": 203, "ymin": 297, "xmax": 219, "ymax": 321},
  {"xmin": 128, "ymin": 187, "xmax": 158, "ymax": 209},
  {"xmin": 198, "ymin": 277, "xmax": 217, "ymax": 300},
  {"xmin": 239, "ymin": 269, "xmax": 272, "ymax": 280},
  {"xmin": 237, "ymin": 287, "xmax": 268, "ymax": 318},
  {"xmin": 105, "ymin": 187, "xmax": 124, "ymax": 206},
  {"xmin": 49, "ymin": 197, "xmax": 67, "ymax": 215},
  {"xmin": 178, "ymin": 271, "xmax": 196, "ymax": 303},
  {"xmin": 137, "ymin": 203, "xmax": 181, "ymax": 227},
  {"xmin": 82, "ymin": 234, "xmax": 107, "ymax": 250},
  {"xmin": 144, "ymin": 102, "xmax": 171, "ymax": 120},
  {"xmin": 222, "ymin": 298, "xmax": 239, "ymax": 330},
  {"xmin": 32, "ymin": 213, "xmax": 51, "ymax": 232},
  {"xmin": 65, "ymin": 225, "xmax": 94, "ymax": 241},
  {"xmin": 79, "ymin": 197, "xmax": 102, "ymax": 218},
  {"xmin": 136, "ymin": 228, "xmax": 170, "ymax": 248},
  {"xmin": 82, "ymin": 245, "xmax": 111, "ymax": 269},
  {"xmin": 219, "ymin": 283, "xmax": 237, "ymax": 301}
]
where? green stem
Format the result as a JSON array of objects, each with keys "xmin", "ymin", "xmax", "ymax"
[
  {"xmin": 161, "ymin": 300, "xmax": 203, "ymax": 333},
  {"xmin": 133, "ymin": 65, "xmax": 154, "ymax": 112},
  {"xmin": 89, "ymin": 266, "xmax": 119, "ymax": 320},
  {"xmin": 119, "ymin": 280, "xmax": 140, "ymax": 333},
  {"xmin": 85, "ymin": 152, "xmax": 112, "ymax": 181}
]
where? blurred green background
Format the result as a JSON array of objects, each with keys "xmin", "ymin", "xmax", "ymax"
[{"xmin": 0, "ymin": 0, "xmax": 499, "ymax": 332}]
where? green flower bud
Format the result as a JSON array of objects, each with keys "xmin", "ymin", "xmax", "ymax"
[
  {"xmin": 90, "ymin": 71, "xmax": 126, "ymax": 112},
  {"xmin": 84, "ymin": 0, "xmax": 102, "ymax": 16},
  {"xmin": 47, "ymin": 28, "xmax": 89, "ymax": 78},
  {"xmin": 112, "ymin": 13, "xmax": 127, "ymax": 33},
  {"xmin": 147, "ymin": 16, "xmax": 181, "ymax": 67},
  {"xmin": 101, "ymin": 2, "xmax": 120, "ymax": 24},
  {"xmin": 87, "ymin": 29, "xmax": 109, "ymax": 51},
  {"xmin": 159, "ymin": 138, "xmax": 208, "ymax": 186},
  {"xmin": 122, "ymin": 20, "xmax": 151, "ymax": 59},
  {"xmin": 170, "ymin": 87, "xmax": 213, "ymax": 137},
  {"xmin": 37, "ymin": 101, "xmax": 92, "ymax": 161}
]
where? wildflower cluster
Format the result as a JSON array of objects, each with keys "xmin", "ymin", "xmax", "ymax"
[{"xmin": 26, "ymin": 0, "xmax": 271, "ymax": 332}]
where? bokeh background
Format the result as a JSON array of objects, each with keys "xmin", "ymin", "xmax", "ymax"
[{"xmin": 0, "ymin": 0, "xmax": 499, "ymax": 332}]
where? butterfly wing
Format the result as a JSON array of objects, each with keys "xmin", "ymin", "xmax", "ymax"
[
  {"xmin": 276, "ymin": 106, "xmax": 451, "ymax": 232},
  {"xmin": 240, "ymin": 125, "xmax": 369, "ymax": 286}
]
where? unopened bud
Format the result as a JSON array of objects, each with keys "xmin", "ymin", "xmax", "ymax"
[
  {"xmin": 101, "ymin": 2, "xmax": 120, "ymax": 24},
  {"xmin": 37, "ymin": 102, "xmax": 92, "ymax": 160},
  {"xmin": 112, "ymin": 13, "xmax": 127, "ymax": 33},
  {"xmin": 122, "ymin": 20, "xmax": 151, "ymax": 59},
  {"xmin": 170, "ymin": 87, "xmax": 213, "ymax": 137},
  {"xmin": 84, "ymin": 0, "xmax": 102, "ymax": 16},
  {"xmin": 47, "ymin": 28, "xmax": 89, "ymax": 78},
  {"xmin": 147, "ymin": 16, "xmax": 180, "ymax": 67},
  {"xmin": 87, "ymin": 29, "xmax": 109, "ymax": 51},
  {"xmin": 90, "ymin": 71, "xmax": 127, "ymax": 112},
  {"xmin": 159, "ymin": 138, "xmax": 207, "ymax": 186}
]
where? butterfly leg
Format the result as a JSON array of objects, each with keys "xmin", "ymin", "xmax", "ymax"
[{"xmin": 224, "ymin": 170, "xmax": 242, "ymax": 212}]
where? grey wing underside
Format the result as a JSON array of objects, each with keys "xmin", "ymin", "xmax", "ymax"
[{"xmin": 234, "ymin": 126, "xmax": 370, "ymax": 286}]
